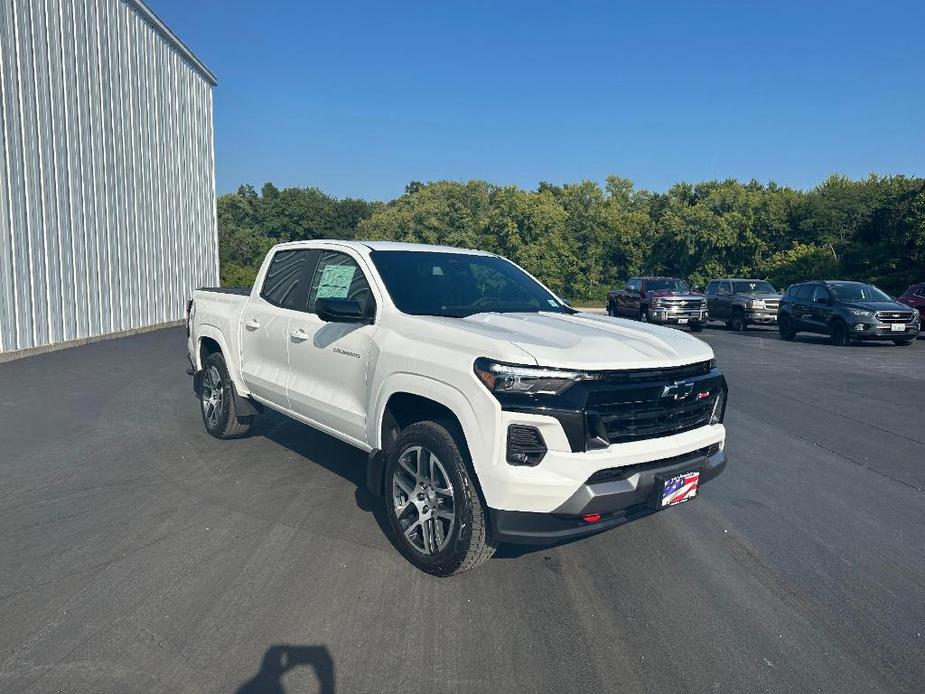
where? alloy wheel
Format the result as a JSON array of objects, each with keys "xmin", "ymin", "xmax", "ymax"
[
  {"xmin": 201, "ymin": 365, "xmax": 224, "ymax": 427},
  {"xmin": 392, "ymin": 445, "xmax": 456, "ymax": 555}
]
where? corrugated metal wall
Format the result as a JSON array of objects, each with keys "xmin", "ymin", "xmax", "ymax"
[{"xmin": 0, "ymin": 0, "xmax": 217, "ymax": 353}]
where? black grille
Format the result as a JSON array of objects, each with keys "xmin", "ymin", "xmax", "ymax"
[{"xmin": 590, "ymin": 394, "xmax": 716, "ymax": 444}]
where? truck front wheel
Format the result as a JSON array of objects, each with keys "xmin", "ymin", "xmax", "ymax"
[
  {"xmin": 199, "ymin": 352, "xmax": 254, "ymax": 439},
  {"xmin": 385, "ymin": 421, "xmax": 496, "ymax": 576}
]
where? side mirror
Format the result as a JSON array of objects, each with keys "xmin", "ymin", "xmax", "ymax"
[{"xmin": 316, "ymin": 297, "xmax": 368, "ymax": 323}]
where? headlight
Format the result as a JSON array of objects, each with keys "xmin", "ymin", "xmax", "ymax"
[
  {"xmin": 652, "ymin": 297, "xmax": 664, "ymax": 307},
  {"xmin": 749, "ymin": 300, "xmax": 766, "ymax": 310},
  {"xmin": 474, "ymin": 358, "xmax": 593, "ymax": 396},
  {"xmin": 848, "ymin": 308, "xmax": 874, "ymax": 318}
]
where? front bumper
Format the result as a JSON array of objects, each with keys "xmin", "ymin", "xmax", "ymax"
[
  {"xmin": 648, "ymin": 307, "xmax": 707, "ymax": 324},
  {"xmin": 850, "ymin": 321, "xmax": 919, "ymax": 340},
  {"xmin": 744, "ymin": 310, "xmax": 777, "ymax": 324},
  {"xmin": 491, "ymin": 446, "xmax": 727, "ymax": 544}
]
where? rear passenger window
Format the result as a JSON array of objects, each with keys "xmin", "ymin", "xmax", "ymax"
[
  {"xmin": 260, "ymin": 250, "xmax": 311, "ymax": 309},
  {"xmin": 306, "ymin": 251, "xmax": 375, "ymax": 317},
  {"xmin": 812, "ymin": 286, "xmax": 830, "ymax": 302}
]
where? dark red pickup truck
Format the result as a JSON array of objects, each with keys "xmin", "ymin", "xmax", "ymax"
[{"xmin": 607, "ymin": 276, "xmax": 708, "ymax": 332}]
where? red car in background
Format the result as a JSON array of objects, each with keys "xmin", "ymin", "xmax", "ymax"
[{"xmin": 897, "ymin": 283, "xmax": 925, "ymax": 325}]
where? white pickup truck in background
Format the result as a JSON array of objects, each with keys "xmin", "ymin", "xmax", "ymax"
[{"xmin": 186, "ymin": 240, "xmax": 728, "ymax": 575}]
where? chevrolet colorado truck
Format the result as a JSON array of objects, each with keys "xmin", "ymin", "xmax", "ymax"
[
  {"xmin": 187, "ymin": 241, "xmax": 728, "ymax": 575},
  {"xmin": 607, "ymin": 277, "xmax": 707, "ymax": 332}
]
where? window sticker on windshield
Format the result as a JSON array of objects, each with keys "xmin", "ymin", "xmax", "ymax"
[
  {"xmin": 316, "ymin": 265, "xmax": 356, "ymax": 299},
  {"xmin": 547, "ymin": 299, "xmax": 559, "ymax": 307}
]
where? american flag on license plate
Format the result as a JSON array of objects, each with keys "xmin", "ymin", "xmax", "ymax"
[{"xmin": 661, "ymin": 471, "xmax": 700, "ymax": 507}]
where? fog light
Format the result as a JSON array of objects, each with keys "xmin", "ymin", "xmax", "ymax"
[
  {"xmin": 507, "ymin": 425, "xmax": 547, "ymax": 466},
  {"xmin": 854, "ymin": 324, "xmax": 866, "ymax": 332}
]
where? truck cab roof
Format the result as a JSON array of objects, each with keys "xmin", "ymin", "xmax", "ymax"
[{"xmin": 270, "ymin": 239, "xmax": 495, "ymax": 256}]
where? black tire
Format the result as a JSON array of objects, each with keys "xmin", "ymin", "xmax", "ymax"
[
  {"xmin": 829, "ymin": 320, "xmax": 851, "ymax": 347},
  {"xmin": 778, "ymin": 316, "xmax": 796, "ymax": 341},
  {"xmin": 730, "ymin": 311, "xmax": 746, "ymax": 332},
  {"xmin": 689, "ymin": 322, "xmax": 704, "ymax": 333},
  {"xmin": 607, "ymin": 302, "xmax": 616, "ymax": 317},
  {"xmin": 893, "ymin": 339, "xmax": 915, "ymax": 346},
  {"xmin": 384, "ymin": 421, "xmax": 496, "ymax": 576},
  {"xmin": 639, "ymin": 305, "xmax": 648, "ymax": 322},
  {"xmin": 199, "ymin": 352, "xmax": 254, "ymax": 439}
]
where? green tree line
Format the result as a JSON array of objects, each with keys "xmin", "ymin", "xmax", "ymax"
[{"xmin": 218, "ymin": 174, "xmax": 925, "ymax": 301}]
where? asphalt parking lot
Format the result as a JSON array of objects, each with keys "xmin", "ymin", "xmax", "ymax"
[{"xmin": 1, "ymin": 325, "xmax": 923, "ymax": 693}]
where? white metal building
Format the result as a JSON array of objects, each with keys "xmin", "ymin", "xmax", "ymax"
[{"xmin": 0, "ymin": 0, "xmax": 218, "ymax": 355}]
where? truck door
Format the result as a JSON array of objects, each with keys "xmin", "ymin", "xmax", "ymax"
[
  {"xmin": 714, "ymin": 281, "xmax": 733, "ymax": 320},
  {"xmin": 240, "ymin": 248, "xmax": 316, "ymax": 407},
  {"xmin": 617, "ymin": 279, "xmax": 634, "ymax": 316},
  {"xmin": 286, "ymin": 249, "xmax": 380, "ymax": 445},
  {"xmin": 627, "ymin": 279, "xmax": 642, "ymax": 316}
]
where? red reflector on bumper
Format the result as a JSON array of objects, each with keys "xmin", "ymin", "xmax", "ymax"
[{"xmin": 582, "ymin": 513, "xmax": 602, "ymax": 523}]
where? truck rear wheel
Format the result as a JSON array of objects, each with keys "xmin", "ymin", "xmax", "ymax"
[
  {"xmin": 385, "ymin": 421, "xmax": 496, "ymax": 576},
  {"xmin": 199, "ymin": 352, "xmax": 254, "ymax": 439}
]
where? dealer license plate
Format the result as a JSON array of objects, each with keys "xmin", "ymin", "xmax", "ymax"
[
  {"xmin": 656, "ymin": 471, "xmax": 700, "ymax": 508},
  {"xmin": 677, "ymin": 318, "xmax": 688, "ymax": 324},
  {"xmin": 890, "ymin": 323, "xmax": 905, "ymax": 332}
]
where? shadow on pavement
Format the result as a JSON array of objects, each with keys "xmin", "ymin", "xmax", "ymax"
[
  {"xmin": 249, "ymin": 412, "xmax": 402, "ymax": 554},
  {"xmin": 238, "ymin": 644, "xmax": 335, "ymax": 694}
]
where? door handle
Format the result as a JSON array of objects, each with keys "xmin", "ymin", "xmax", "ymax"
[
  {"xmin": 290, "ymin": 328, "xmax": 309, "ymax": 342},
  {"xmin": 245, "ymin": 318, "xmax": 260, "ymax": 330}
]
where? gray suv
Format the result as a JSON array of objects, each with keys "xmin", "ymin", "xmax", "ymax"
[{"xmin": 705, "ymin": 279, "xmax": 781, "ymax": 331}]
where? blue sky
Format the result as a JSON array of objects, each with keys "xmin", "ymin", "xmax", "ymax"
[{"xmin": 148, "ymin": 0, "xmax": 924, "ymax": 201}]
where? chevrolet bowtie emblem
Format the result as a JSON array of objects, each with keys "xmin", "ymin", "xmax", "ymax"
[{"xmin": 661, "ymin": 380, "xmax": 694, "ymax": 400}]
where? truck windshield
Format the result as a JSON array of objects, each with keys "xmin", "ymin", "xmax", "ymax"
[
  {"xmin": 647, "ymin": 279, "xmax": 689, "ymax": 292},
  {"xmin": 828, "ymin": 283, "xmax": 892, "ymax": 302},
  {"xmin": 733, "ymin": 281, "xmax": 776, "ymax": 294},
  {"xmin": 369, "ymin": 251, "xmax": 572, "ymax": 318}
]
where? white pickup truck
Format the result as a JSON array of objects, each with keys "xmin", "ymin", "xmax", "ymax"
[{"xmin": 187, "ymin": 240, "xmax": 728, "ymax": 575}]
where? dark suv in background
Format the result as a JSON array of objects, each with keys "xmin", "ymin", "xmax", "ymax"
[
  {"xmin": 778, "ymin": 280, "xmax": 920, "ymax": 346},
  {"xmin": 705, "ymin": 278, "xmax": 781, "ymax": 331}
]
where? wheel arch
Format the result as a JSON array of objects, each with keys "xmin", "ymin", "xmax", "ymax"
[
  {"xmin": 194, "ymin": 325, "xmax": 250, "ymax": 398},
  {"xmin": 366, "ymin": 376, "xmax": 488, "ymax": 497}
]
